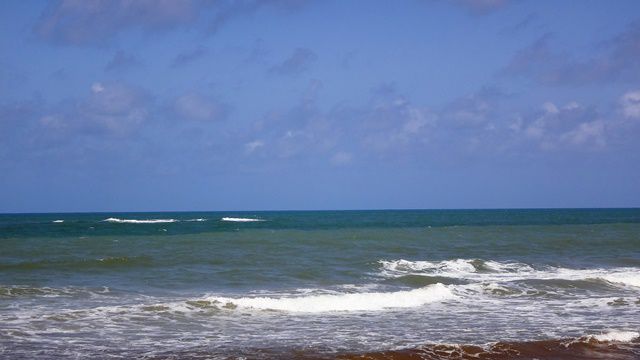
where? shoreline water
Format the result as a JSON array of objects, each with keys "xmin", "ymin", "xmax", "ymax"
[{"xmin": 8, "ymin": 335, "xmax": 637, "ymax": 360}]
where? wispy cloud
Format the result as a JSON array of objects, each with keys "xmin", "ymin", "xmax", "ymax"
[
  {"xmin": 620, "ymin": 90, "xmax": 640, "ymax": 119},
  {"xmin": 35, "ymin": 0, "xmax": 203, "ymax": 46},
  {"xmin": 171, "ymin": 46, "xmax": 207, "ymax": 68},
  {"xmin": 269, "ymin": 48, "xmax": 317, "ymax": 76},
  {"xmin": 27, "ymin": 81, "xmax": 152, "ymax": 151},
  {"xmin": 502, "ymin": 21, "xmax": 640, "ymax": 85},
  {"xmin": 34, "ymin": 0, "xmax": 312, "ymax": 46},
  {"xmin": 499, "ymin": 12, "xmax": 542, "ymax": 35},
  {"xmin": 453, "ymin": 0, "xmax": 509, "ymax": 15},
  {"xmin": 105, "ymin": 50, "xmax": 140, "ymax": 72},
  {"xmin": 207, "ymin": 0, "xmax": 310, "ymax": 34},
  {"xmin": 172, "ymin": 92, "xmax": 228, "ymax": 122},
  {"xmin": 330, "ymin": 151, "xmax": 353, "ymax": 166},
  {"xmin": 241, "ymin": 82, "xmax": 640, "ymax": 167}
]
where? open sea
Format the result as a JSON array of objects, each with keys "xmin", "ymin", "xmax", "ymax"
[{"xmin": 1, "ymin": 209, "xmax": 639, "ymax": 359}]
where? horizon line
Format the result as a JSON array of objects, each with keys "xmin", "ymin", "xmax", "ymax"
[{"xmin": 1, "ymin": 206, "xmax": 639, "ymax": 215}]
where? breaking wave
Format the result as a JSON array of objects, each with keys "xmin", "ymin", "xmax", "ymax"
[
  {"xmin": 379, "ymin": 259, "xmax": 640, "ymax": 288},
  {"xmin": 221, "ymin": 217, "xmax": 265, "ymax": 222},
  {"xmin": 203, "ymin": 283, "xmax": 453, "ymax": 312},
  {"xmin": 103, "ymin": 218, "xmax": 178, "ymax": 224},
  {"xmin": 591, "ymin": 330, "xmax": 640, "ymax": 342}
]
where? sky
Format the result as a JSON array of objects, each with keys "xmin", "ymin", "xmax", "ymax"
[{"xmin": 1, "ymin": 0, "xmax": 640, "ymax": 212}]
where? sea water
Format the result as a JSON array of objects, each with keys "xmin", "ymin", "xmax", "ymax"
[{"xmin": 1, "ymin": 209, "xmax": 639, "ymax": 358}]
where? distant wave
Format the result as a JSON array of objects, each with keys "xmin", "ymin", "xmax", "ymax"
[
  {"xmin": 379, "ymin": 259, "xmax": 640, "ymax": 288},
  {"xmin": 203, "ymin": 283, "xmax": 453, "ymax": 312},
  {"xmin": 221, "ymin": 217, "xmax": 265, "ymax": 222},
  {"xmin": 52, "ymin": 220, "xmax": 64, "ymax": 223},
  {"xmin": 185, "ymin": 218, "xmax": 207, "ymax": 222},
  {"xmin": 103, "ymin": 218, "xmax": 177, "ymax": 224}
]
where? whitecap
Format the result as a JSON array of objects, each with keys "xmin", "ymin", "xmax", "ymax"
[
  {"xmin": 103, "ymin": 218, "xmax": 177, "ymax": 224},
  {"xmin": 602, "ymin": 273, "xmax": 640, "ymax": 288},
  {"xmin": 52, "ymin": 220, "xmax": 64, "ymax": 223},
  {"xmin": 203, "ymin": 283, "xmax": 453, "ymax": 313},
  {"xmin": 591, "ymin": 330, "xmax": 640, "ymax": 342},
  {"xmin": 379, "ymin": 259, "xmax": 640, "ymax": 287},
  {"xmin": 221, "ymin": 217, "xmax": 264, "ymax": 222},
  {"xmin": 378, "ymin": 259, "xmax": 640, "ymax": 291}
]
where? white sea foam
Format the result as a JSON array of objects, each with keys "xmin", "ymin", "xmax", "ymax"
[
  {"xmin": 185, "ymin": 218, "xmax": 207, "ymax": 222},
  {"xmin": 379, "ymin": 259, "xmax": 533, "ymax": 277},
  {"xmin": 204, "ymin": 283, "xmax": 454, "ymax": 313},
  {"xmin": 52, "ymin": 220, "xmax": 64, "ymax": 223},
  {"xmin": 591, "ymin": 330, "xmax": 640, "ymax": 342},
  {"xmin": 379, "ymin": 259, "xmax": 640, "ymax": 288},
  {"xmin": 103, "ymin": 218, "xmax": 177, "ymax": 224},
  {"xmin": 221, "ymin": 217, "xmax": 264, "ymax": 222},
  {"xmin": 602, "ymin": 273, "xmax": 640, "ymax": 288}
]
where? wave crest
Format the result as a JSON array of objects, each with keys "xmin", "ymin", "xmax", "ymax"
[
  {"xmin": 380, "ymin": 259, "xmax": 532, "ymax": 275},
  {"xmin": 221, "ymin": 217, "xmax": 264, "ymax": 222},
  {"xmin": 379, "ymin": 259, "xmax": 640, "ymax": 288},
  {"xmin": 591, "ymin": 330, "xmax": 640, "ymax": 342},
  {"xmin": 103, "ymin": 218, "xmax": 177, "ymax": 224},
  {"xmin": 203, "ymin": 283, "xmax": 453, "ymax": 313}
]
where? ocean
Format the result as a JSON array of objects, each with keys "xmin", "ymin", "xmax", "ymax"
[{"xmin": 1, "ymin": 209, "xmax": 639, "ymax": 359}]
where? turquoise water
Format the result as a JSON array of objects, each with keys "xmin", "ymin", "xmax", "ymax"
[{"xmin": 1, "ymin": 209, "xmax": 640, "ymax": 358}]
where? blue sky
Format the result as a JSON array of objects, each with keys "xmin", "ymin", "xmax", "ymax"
[{"xmin": 1, "ymin": 0, "xmax": 639, "ymax": 212}]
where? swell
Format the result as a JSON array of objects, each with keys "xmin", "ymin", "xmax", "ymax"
[{"xmin": 0, "ymin": 256, "xmax": 153, "ymax": 271}]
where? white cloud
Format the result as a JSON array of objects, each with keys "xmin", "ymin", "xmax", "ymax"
[
  {"xmin": 91, "ymin": 82, "xmax": 104, "ymax": 93},
  {"xmin": 620, "ymin": 90, "xmax": 640, "ymax": 119},
  {"xmin": 563, "ymin": 101, "xmax": 581, "ymax": 111},
  {"xmin": 39, "ymin": 114, "xmax": 68, "ymax": 130},
  {"xmin": 245, "ymin": 140, "xmax": 264, "ymax": 154},
  {"xmin": 174, "ymin": 93, "xmax": 226, "ymax": 121},
  {"xmin": 508, "ymin": 115, "xmax": 523, "ymax": 132},
  {"xmin": 403, "ymin": 108, "xmax": 434, "ymax": 134},
  {"xmin": 83, "ymin": 83, "xmax": 149, "ymax": 134},
  {"xmin": 36, "ymin": 0, "xmax": 201, "ymax": 46},
  {"xmin": 330, "ymin": 151, "xmax": 353, "ymax": 166},
  {"xmin": 524, "ymin": 120, "xmax": 545, "ymax": 139},
  {"xmin": 561, "ymin": 120, "xmax": 606, "ymax": 148},
  {"xmin": 542, "ymin": 101, "xmax": 558, "ymax": 114},
  {"xmin": 38, "ymin": 82, "xmax": 150, "ymax": 138}
]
